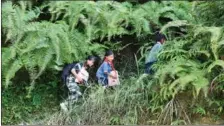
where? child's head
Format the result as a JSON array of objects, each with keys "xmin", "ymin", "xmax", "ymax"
[
  {"xmin": 155, "ymin": 32, "xmax": 166, "ymax": 44},
  {"xmin": 105, "ymin": 50, "xmax": 114, "ymax": 62},
  {"xmin": 86, "ymin": 55, "xmax": 96, "ymax": 67}
]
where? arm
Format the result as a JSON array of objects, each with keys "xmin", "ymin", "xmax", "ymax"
[
  {"xmin": 104, "ymin": 71, "xmax": 117, "ymax": 78},
  {"xmin": 102, "ymin": 63, "xmax": 117, "ymax": 79},
  {"xmin": 71, "ymin": 69, "xmax": 79, "ymax": 78},
  {"xmin": 71, "ymin": 64, "xmax": 83, "ymax": 82}
]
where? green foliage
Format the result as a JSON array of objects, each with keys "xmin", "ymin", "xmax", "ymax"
[
  {"xmin": 149, "ymin": 19, "xmax": 224, "ymax": 102},
  {"xmin": 43, "ymin": 77, "xmax": 156, "ymax": 125},
  {"xmin": 2, "ymin": 1, "xmax": 39, "ymax": 43},
  {"xmin": 2, "ymin": 81, "xmax": 59, "ymax": 125},
  {"xmin": 2, "ymin": 0, "xmax": 196, "ymax": 91},
  {"xmin": 193, "ymin": 1, "xmax": 224, "ymax": 26},
  {"xmin": 2, "ymin": 0, "xmax": 224, "ymax": 125},
  {"xmin": 192, "ymin": 106, "xmax": 206, "ymax": 116},
  {"xmin": 207, "ymin": 98, "xmax": 224, "ymax": 114},
  {"xmin": 47, "ymin": 1, "xmax": 194, "ymax": 39},
  {"xmin": 109, "ymin": 115, "xmax": 121, "ymax": 125},
  {"xmin": 2, "ymin": 1, "xmax": 105, "ymax": 89}
]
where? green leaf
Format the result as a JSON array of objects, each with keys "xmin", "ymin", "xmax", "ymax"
[
  {"xmin": 160, "ymin": 20, "xmax": 188, "ymax": 33},
  {"xmin": 207, "ymin": 60, "xmax": 224, "ymax": 73}
]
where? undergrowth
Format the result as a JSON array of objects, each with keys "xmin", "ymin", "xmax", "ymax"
[
  {"xmin": 2, "ymin": 0, "xmax": 224, "ymax": 125},
  {"xmin": 2, "ymin": 81, "xmax": 59, "ymax": 125}
]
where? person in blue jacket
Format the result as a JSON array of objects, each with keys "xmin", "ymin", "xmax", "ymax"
[{"xmin": 96, "ymin": 50, "xmax": 117, "ymax": 88}]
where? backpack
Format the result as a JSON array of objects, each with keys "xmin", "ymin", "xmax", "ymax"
[{"xmin": 61, "ymin": 62, "xmax": 82, "ymax": 84}]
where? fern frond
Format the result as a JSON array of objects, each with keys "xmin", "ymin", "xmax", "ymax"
[
  {"xmin": 192, "ymin": 76, "xmax": 209, "ymax": 97},
  {"xmin": 4, "ymin": 59, "xmax": 23, "ymax": 88},
  {"xmin": 2, "ymin": 1, "xmax": 39, "ymax": 43},
  {"xmin": 2, "ymin": 47, "xmax": 17, "ymax": 67},
  {"xmin": 193, "ymin": 26, "xmax": 224, "ymax": 60},
  {"xmin": 207, "ymin": 60, "xmax": 224, "ymax": 73},
  {"xmin": 160, "ymin": 20, "xmax": 188, "ymax": 33}
]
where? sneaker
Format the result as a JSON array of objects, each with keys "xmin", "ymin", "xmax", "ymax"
[
  {"xmin": 60, "ymin": 102, "xmax": 68, "ymax": 112},
  {"xmin": 103, "ymin": 85, "xmax": 107, "ymax": 89},
  {"xmin": 77, "ymin": 91, "xmax": 82, "ymax": 96}
]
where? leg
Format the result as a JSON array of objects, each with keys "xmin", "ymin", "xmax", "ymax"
[
  {"xmin": 145, "ymin": 62, "xmax": 152, "ymax": 74},
  {"xmin": 145, "ymin": 62, "xmax": 155, "ymax": 74},
  {"xmin": 98, "ymin": 77, "xmax": 108, "ymax": 88},
  {"xmin": 60, "ymin": 76, "xmax": 81, "ymax": 111},
  {"xmin": 67, "ymin": 81, "xmax": 81, "ymax": 103}
]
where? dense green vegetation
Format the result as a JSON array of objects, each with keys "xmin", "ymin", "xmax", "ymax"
[{"xmin": 2, "ymin": 0, "xmax": 224, "ymax": 125}]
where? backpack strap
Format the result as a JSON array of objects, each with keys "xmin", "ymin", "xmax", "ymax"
[{"xmin": 78, "ymin": 62, "xmax": 83, "ymax": 70}]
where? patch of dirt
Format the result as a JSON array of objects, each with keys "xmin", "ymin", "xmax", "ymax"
[{"xmin": 192, "ymin": 115, "xmax": 224, "ymax": 125}]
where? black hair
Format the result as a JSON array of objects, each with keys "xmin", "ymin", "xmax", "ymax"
[
  {"xmin": 86, "ymin": 55, "xmax": 96, "ymax": 62},
  {"xmin": 155, "ymin": 32, "xmax": 166, "ymax": 42},
  {"xmin": 105, "ymin": 50, "xmax": 114, "ymax": 57}
]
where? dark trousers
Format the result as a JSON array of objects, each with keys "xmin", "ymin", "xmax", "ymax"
[{"xmin": 145, "ymin": 61, "xmax": 155, "ymax": 74}]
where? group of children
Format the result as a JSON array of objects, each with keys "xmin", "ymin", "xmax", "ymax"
[
  {"xmin": 60, "ymin": 50, "xmax": 117, "ymax": 111},
  {"xmin": 60, "ymin": 33, "xmax": 166, "ymax": 112}
]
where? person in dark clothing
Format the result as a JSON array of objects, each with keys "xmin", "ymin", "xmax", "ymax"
[{"xmin": 60, "ymin": 56, "xmax": 96, "ymax": 112}]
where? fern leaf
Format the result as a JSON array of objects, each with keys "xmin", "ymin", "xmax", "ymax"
[
  {"xmin": 194, "ymin": 26, "xmax": 223, "ymax": 60},
  {"xmin": 192, "ymin": 77, "xmax": 209, "ymax": 97},
  {"xmin": 160, "ymin": 20, "xmax": 188, "ymax": 33},
  {"xmin": 207, "ymin": 60, "xmax": 224, "ymax": 73},
  {"xmin": 4, "ymin": 59, "xmax": 23, "ymax": 88}
]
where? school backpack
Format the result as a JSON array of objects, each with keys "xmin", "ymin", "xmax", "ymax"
[{"xmin": 61, "ymin": 61, "xmax": 82, "ymax": 84}]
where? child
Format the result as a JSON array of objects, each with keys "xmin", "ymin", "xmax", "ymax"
[
  {"xmin": 145, "ymin": 33, "xmax": 166, "ymax": 74},
  {"xmin": 96, "ymin": 50, "xmax": 117, "ymax": 88},
  {"xmin": 60, "ymin": 56, "xmax": 96, "ymax": 112}
]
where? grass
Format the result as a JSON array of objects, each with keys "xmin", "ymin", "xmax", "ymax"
[
  {"xmin": 42, "ymin": 75, "xmax": 163, "ymax": 125},
  {"xmin": 41, "ymin": 74, "xmax": 224, "ymax": 125},
  {"xmin": 2, "ymin": 73, "xmax": 224, "ymax": 125}
]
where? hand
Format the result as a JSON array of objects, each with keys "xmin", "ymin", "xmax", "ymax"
[
  {"xmin": 112, "ymin": 75, "xmax": 117, "ymax": 79},
  {"xmin": 109, "ymin": 72, "xmax": 117, "ymax": 79},
  {"xmin": 76, "ymin": 76, "xmax": 83, "ymax": 83}
]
